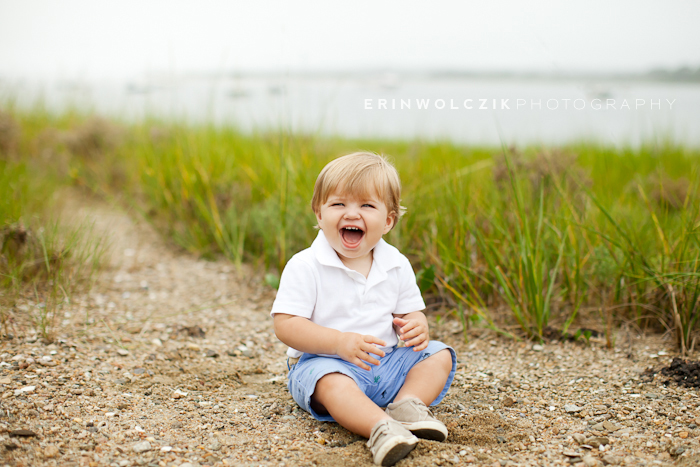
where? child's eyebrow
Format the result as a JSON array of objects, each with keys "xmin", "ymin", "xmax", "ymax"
[
  {"xmin": 358, "ymin": 195, "xmax": 381, "ymax": 203},
  {"xmin": 328, "ymin": 192, "xmax": 380, "ymax": 203}
]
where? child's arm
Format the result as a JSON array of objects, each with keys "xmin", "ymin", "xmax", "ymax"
[
  {"xmin": 273, "ymin": 313, "xmax": 387, "ymax": 370},
  {"xmin": 392, "ymin": 311, "xmax": 429, "ymax": 351}
]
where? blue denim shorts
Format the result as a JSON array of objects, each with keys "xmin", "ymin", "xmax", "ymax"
[{"xmin": 287, "ymin": 341, "xmax": 456, "ymax": 422}]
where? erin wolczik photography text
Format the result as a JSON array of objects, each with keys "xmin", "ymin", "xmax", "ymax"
[{"xmin": 364, "ymin": 97, "xmax": 678, "ymax": 110}]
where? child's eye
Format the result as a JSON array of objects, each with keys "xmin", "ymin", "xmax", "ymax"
[
  {"xmin": 331, "ymin": 203, "xmax": 344, "ymax": 207},
  {"xmin": 362, "ymin": 204, "xmax": 375, "ymax": 208}
]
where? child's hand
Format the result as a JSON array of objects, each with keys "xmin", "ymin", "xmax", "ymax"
[
  {"xmin": 393, "ymin": 317, "xmax": 429, "ymax": 351},
  {"xmin": 335, "ymin": 332, "xmax": 386, "ymax": 371}
]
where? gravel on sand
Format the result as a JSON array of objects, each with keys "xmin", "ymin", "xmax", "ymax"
[{"xmin": 1, "ymin": 200, "xmax": 699, "ymax": 467}]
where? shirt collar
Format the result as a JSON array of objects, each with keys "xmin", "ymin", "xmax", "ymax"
[{"xmin": 312, "ymin": 230, "xmax": 402, "ymax": 273}]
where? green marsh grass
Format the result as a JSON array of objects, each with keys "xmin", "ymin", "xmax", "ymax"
[
  {"xmin": 3, "ymin": 107, "xmax": 700, "ymax": 349},
  {"xmin": 1, "ymin": 109, "xmax": 109, "ymax": 340}
]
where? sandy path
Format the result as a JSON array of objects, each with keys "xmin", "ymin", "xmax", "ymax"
[{"xmin": 1, "ymin": 198, "xmax": 699, "ymax": 467}]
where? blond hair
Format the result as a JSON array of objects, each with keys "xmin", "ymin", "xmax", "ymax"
[{"xmin": 311, "ymin": 152, "xmax": 406, "ymax": 226}]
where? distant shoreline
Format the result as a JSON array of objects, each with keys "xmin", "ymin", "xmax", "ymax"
[
  {"xmin": 3, "ymin": 68, "xmax": 700, "ymax": 85},
  {"xmin": 154, "ymin": 67, "xmax": 700, "ymax": 84}
]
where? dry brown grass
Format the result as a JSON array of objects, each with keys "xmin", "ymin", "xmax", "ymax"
[{"xmin": 0, "ymin": 110, "xmax": 21, "ymax": 158}]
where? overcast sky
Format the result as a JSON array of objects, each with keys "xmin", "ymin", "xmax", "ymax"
[{"xmin": 1, "ymin": 0, "xmax": 699, "ymax": 81}]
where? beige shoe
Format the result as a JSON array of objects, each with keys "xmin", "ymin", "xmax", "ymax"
[
  {"xmin": 385, "ymin": 397, "xmax": 448, "ymax": 442},
  {"xmin": 367, "ymin": 419, "xmax": 418, "ymax": 466}
]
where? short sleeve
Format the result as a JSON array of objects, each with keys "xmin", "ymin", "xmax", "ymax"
[
  {"xmin": 270, "ymin": 256, "xmax": 317, "ymax": 318},
  {"xmin": 394, "ymin": 256, "xmax": 426, "ymax": 315}
]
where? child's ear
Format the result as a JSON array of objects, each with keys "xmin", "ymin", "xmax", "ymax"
[
  {"xmin": 314, "ymin": 209, "xmax": 322, "ymax": 224},
  {"xmin": 384, "ymin": 211, "xmax": 396, "ymax": 233}
]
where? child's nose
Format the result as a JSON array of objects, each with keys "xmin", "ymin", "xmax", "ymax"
[{"xmin": 343, "ymin": 206, "xmax": 360, "ymax": 218}]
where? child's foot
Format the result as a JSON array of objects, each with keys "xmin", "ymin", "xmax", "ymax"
[
  {"xmin": 385, "ymin": 397, "xmax": 448, "ymax": 442},
  {"xmin": 367, "ymin": 419, "xmax": 419, "ymax": 466}
]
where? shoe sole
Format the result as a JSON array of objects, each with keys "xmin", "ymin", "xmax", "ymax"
[
  {"xmin": 375, "ymin": 437, "xmax": 418, "ymax": 466},
  {"xmin": 399, "ymin": 421, "xmax": 448, "ymax": 442}
]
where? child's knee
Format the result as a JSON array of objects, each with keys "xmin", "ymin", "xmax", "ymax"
[
  {"xmin": 312, "ymin": 372, "xmax": 360, "ymax": 412},
  {"xmin": 430, "ymin": 348, "xmax": 453, "ymax": 373},
  {"xmin": 315, "ymin": 372, "xmax": 357, "ymax": 395}
]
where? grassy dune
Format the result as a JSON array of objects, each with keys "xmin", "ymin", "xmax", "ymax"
[
  {"xmin": 0, "ymin": 109, "xmax": 108, "ymax": 339},
  {"xmin": 1, "ymin": 108, "xmax": 698, "ymax": 350}
]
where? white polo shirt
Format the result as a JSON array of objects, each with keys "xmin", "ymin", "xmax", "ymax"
[{"xmin": 270, "ymin": 230, "xmax": 426, "ymax": 358}]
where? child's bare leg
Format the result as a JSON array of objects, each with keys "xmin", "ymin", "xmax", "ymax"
[
  {"xmin": 394, "ymin": 349, "xmax": 452, "ymax": 405},
  {"xmin": 312, "ymin": 373, "xmax": 391, "ymax": 438}
]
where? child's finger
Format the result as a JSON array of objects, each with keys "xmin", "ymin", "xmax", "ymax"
[
  {"xmin": 364, "ymin": 344, "xmax": 385, "ymax": 358},
  {"xmin": 405, "ymin": 333, "xmax": 427, "ymax": 347},
  {"xmin": 401, "ymin": 327, "xmax": 422, "ymax": 340},
  {"xmin": 392, "ymin": 317, "xmax": 408, "ymax": 327},
  {"xmin": 363, "ymin": 335, "xmax": 387, "ymax": 347},
  {"xmin": 358, "ymin": 351, "xmax": 380, "ymax": 367},
  {"xmin": 408, "ymin": 340, "xmax": 428, "ymax": 351},
  {"xmin": 413, "ymin": 339, "xmax": 429, "ymax": 351},
  {"xmin": 354, "ymin": 358, "xmax": 371, "ymax": 371},
  {"xmin": 397, "ymin": 320, "xmax": 418, "ymax": 334}
]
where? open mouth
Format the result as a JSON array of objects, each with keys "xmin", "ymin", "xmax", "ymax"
[{"xmin": 340, "ymin": 226, "xmax": 365, "ymax": 248}]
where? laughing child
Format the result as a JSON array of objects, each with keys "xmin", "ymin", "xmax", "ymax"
[{"xmin": 271, "ymin": 152, "xmax": 456, "ymax": 466}]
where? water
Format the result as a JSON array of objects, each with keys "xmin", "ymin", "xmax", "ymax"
[{"xmin": 3, "ymin": 74, "xmax": 699, "ymax": 146}]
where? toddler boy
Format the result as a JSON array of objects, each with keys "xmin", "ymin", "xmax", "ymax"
[{"xmin": 271, "ymin": 152, "xmax": 456, "ymax": 466}]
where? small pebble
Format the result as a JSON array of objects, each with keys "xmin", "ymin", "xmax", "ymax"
[
  {"xmin": 502, "ymin": 396, "xmax": 516, "ymax": 407},
  {"xmin": 14, "ymin": 386, "xmax": 36, "ymax": 396},
  {"xmin": 208, "ymin": 440, "xmax": 222, "ymax": 451},
  {"xmin": 132, "ymin": 440, "xmax": 151, "ymax": 453},
  {"xmin": 44, "ymin": 445, "xmax": 60, "ymax": 458},
  {"xmin": 670, "ymin": 445, "xmax": 686, "ymax": 456},
  {"xmin": 602, "ymin": 421, "xmax": 620, "ymax": 432},
  {"xmin": 602, "ymin": 454, "xmax": 622, "ymax": 465},
  {"xmin": 584, "ymin": 437, "xmax": 609, "ymax": 449}
]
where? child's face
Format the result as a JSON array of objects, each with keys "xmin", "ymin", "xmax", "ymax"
[{"xmin": 315, "ymin": 188, "xmax": 395, "ymax": 264}]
